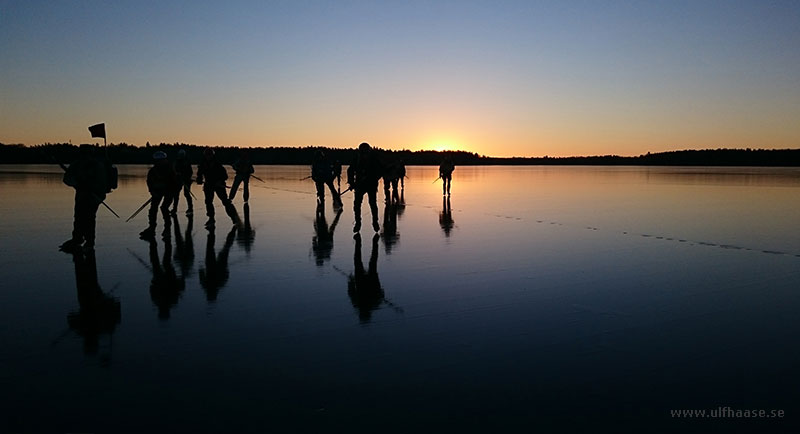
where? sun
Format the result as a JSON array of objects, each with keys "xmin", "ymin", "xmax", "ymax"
[
  {"xmin": 428, "ymin": 142, "xmax": 455, "ymax": 152},
  {"xmin": 424, "ymin": 135, "xmax": 470, "ymax": 152}
]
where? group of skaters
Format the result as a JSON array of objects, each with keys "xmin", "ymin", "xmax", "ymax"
[
  {"xmin": 57, "ymin": 142, "xmax": 457, "ymax": 350},
  {"xmin": 58, "ymin": 142, "xmax": 455, "ymax": 254},
  {"xmin": 138, "ymin": 147, "xmax": 253, "ymax": 240}
]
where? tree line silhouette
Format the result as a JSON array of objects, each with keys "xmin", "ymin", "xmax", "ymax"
[{"xmin": 1, "ymin": 142, "xmax": 799, "ymax": 166}]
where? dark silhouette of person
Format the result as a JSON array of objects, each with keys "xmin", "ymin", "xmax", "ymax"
[
  {"xmin": 347, "ymin": 142, "xmax": 384, "ymax": 233},
  {"xmin": 196, "ymin": 147, "xmax": 240, "ymax": 229},
  {"xmin": 312, "ymin": 202, "xmax": 343, "ymax": 266},
  {"xmin": 347, "ymin": 233, "xmax": 384, "ymax": 324},
  {"xmin": 399, "ymin": 160, "xmax": 406, "ymax": 189},
  {"xmin": 171, "ymin": 149, "xmax": 194, "ymax": 215},
  {"xmin": 59, "ymin": 144, "xmax": 111, "ymax": 253},
  {"xmin": 140, "ymin": 151, "xmax": 178, "ymax": 240},
  {"xmin": 171, "ymin": 213, "xmax": 195, "ymax": 279},
  {"xmin": 311, "ymin": 150, "xmax": 342, "ymax": 206},
  {"xmin": 236, "ymin": 203, "xmax": 256, "ymax": 256},
  {"xmin": 67, "ymin": 250, "xmax": 121, "ymax": 356},
  {"xmin": 439, "ymin": 156, "xmax": 455, "ymax": 196},
  {"xmin": 439, "ymin": 196, "xmax": 454, "ymax": 237},
  {"xmin": 199, "ymin": 226, "xmax": 237, "ymax": 302},
  {"xmin": 229, "ymin": 148, "xmax": 255, "ymax": 203},
  {"xmin": 382, "ymin": 159, "xmax": 405, "ymax": 204},
  {"xmin": 333, "ymin": 159, "xmax": 343, "ymax": 193},
  {"xmin": 146, "ymin": 230, "xmax": 185, "ymax": 320},
  {"xmin": 382, "ymin": 202, "xmax": 400, "ymax": 255}
]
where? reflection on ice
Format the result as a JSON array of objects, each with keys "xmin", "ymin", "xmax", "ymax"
[{"xmin": 1, "ymin": 165, "xmax": 799, "ymax": 431}]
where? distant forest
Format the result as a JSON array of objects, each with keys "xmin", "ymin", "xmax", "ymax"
[{"xmin": 1, "ymin": 142, "xmax": 799, "ymax": 166}]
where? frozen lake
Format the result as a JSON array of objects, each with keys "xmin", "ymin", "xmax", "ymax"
[{"xmin": 1, "ymin": 164, "xmax": 799, "ymax": 432}]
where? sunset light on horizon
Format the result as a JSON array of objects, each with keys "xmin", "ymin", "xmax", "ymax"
[{"xmin": 2, "ymin": 1, "xmax": 799, "ymax": 157}]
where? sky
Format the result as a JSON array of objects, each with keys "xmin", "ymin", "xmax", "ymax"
[{"xmin": 1, "ymin": 1, "xmax": 799, "ymax": 157}]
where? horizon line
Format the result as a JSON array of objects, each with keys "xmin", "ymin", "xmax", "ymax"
[{"xmin": 2, "ymin": 141, "xmax": 799, "ymax": 160}]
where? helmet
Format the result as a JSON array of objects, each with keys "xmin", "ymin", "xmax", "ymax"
[
  {"xmin": 203, "ymin": 148, "xmax": 215, "ymax": 157},
  {"xmin": 358, "ymin": 142, "xmax": 371, "ymax": 152},
  {"xmin": 153, "ymin": 151, "xmax": 167, "ymax": 160},
  {"xmin": 177, "ymin": 149, "xmax": 186, "ymax": 158}
]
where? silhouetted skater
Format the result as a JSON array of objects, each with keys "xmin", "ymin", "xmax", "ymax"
[
  {"xmin": 333, "ymin": 159, "xmax": 343, "ymax": 192},
  {"xmin": 347, "ymin": 233, "xmax": 383, "ymax": 324},
  {"xmin": 171, "ymin": 149, "xmax": 194, "ymax": 215},
  {"xmin": 199, "ymin": 226, "xmax": 237, "ymax": 302},
  {"xmin": 236, "ymin": 203, "xmax": 256, "ymax": 256},
  {"xmin": 59, "ymin": 145, "xmax": 113, "ymax": 253},
  {"xmin": 67, "ymin": 250, "xmax": 121, "ymax": 356},
  {"xmin": 439, "ymin": 196, "xmax": 454, "ymax": 237},
  {"xmin": 229, "ymin": 148, "xmax": 254, "ymax": 203},
  {"xmin": 140, "ymin": 151, "xmax": 178, "ymax": 240},
  {"xmin": 312, "ymin": 202, "xmax": 343, "ymax": 266},
  {"xmin": 439, "ymin": 156, "xmax": 454, "ymax": 196},
  {"xmin": 196, "ymin": 148, "xmax": 240, "ymax": 229},
  {"xmin": 382, "ymin": 159, "xmax": 405, "ymax": 204},
  {"xmin": 347, "ymin": 143, "xmax": 383, "ymax": 233},
  {"xmin": 146, "ymin": 233, "xmax": 185, "ymax": 320},
  {"xmin": 311, "ymin": 150, "xmax": 342, "ymax": 206}
]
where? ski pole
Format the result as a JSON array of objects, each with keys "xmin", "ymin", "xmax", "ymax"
[{"xmin": 126, "ymin": 198, "xmax": 152, "ymax": 222}]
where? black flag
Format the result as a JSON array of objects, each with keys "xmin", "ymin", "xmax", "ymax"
[{"xmin": 88, "ymin": 123, "xmax": 106, "ymax": 139}]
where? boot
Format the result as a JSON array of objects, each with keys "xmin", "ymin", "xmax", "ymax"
[
  {"xmin": 353, "ymin": 220, "xmax": 361, "ymax": 233},
  {"xmin": 372, "ymin": 220, "xmax": 380, "ymax": 232}
]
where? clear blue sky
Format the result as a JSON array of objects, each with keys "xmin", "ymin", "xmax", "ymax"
[{"xmin": 2, "ymin": 0, "xmax": 798, "ymax": 156}]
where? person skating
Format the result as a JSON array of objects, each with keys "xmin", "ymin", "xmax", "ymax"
[
  {"xmin": 196, "ymin": 148, "xmax": 240, "ymax": 229},
  {"xmin": 228, "ymin": 148, "xmax": 254, "ymax": 203},
  {"xmin": 139, "ymin": 151, "xmax": 178, "ymax": 240},
  {"xmin": 59, "ymin": 145, "xmax": 112, "ymax": 253},
  {"xmin": 346, "ymin": 143, "xmax": 383, "ymax": 233},
  {"xmin": 382, "ymin": 159, "xmax": 405, "ymax": 204},
  {"xmin": 333, "ymin": 159, "xmax": 343, "ymax": 193},
  {"xmin": 439, "ymin": 156, "xmax": 454, "ymax": 196},
  {"xmin": 171, "ymin": 149, "xmax": 194, "ymax": 215},
  {"xmin": 311, "ymin": 150, "xmax": 342, "ymax": 206}
]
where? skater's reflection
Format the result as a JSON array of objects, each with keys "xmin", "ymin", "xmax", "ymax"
[
  {"xmin": 397, "ymin": 188, "xmax": 406, "ymax": 219},
  {"xmin": 439, "ymin": 196, "xmax": 454, "ymax": 237},
  {"xmin": 312, "ymin": 202, "xmax": 343, "ymax": 266},
  {"xmin": 199, "ymin": 226, "xmax": 236, "ymax": 302},
  {"xmin": 147, "ymin": 230, "xmax": 185, "ymax": 320},
  {"xmin": 67, "ymin": 251, "xmax": 121, "ymax": 356},
  {"xmin": 347, "ymin": 233, "xmax": 403, "ymax": 323},
  {"xmin": 382, "ymin": 202, "xmax": 400, "ymax": 255},
  {"xmin": 236, "ymin": 203, "xmax": 256, "ymax": 256},
  {"xmin": 172, "ymin": 213, "xmax": 195, "ymax": 279}
]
